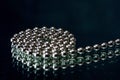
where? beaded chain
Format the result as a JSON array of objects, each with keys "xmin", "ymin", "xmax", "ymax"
[{"xmin": 10, "ymin": 27, "xmax": 120, "ymax": 71}]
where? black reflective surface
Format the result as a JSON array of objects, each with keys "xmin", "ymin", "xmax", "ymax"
[{"xmin": 1, "ymin": 0, "xmax": 120, "ymax": 80}]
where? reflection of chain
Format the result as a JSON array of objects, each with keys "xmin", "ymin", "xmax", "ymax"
[{"xmin": 10, "ymin": 27, "xmax": 120, "ymax": 71}]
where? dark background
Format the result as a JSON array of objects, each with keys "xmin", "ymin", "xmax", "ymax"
[{"xmin": 1, "ymin": 0, "xmax": 120, "ymax": 80}]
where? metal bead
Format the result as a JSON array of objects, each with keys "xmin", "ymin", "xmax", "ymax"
[
  {"xmin": 101, "ymin": 42, "xmax": 108, "ymax": 49},
  {"xmin": 100, "ymin": 52, "xmax": 107, "ymax": 60},
  {"xmin": 114, "ymin": 48, "xmax": 120, "ymax": 56},
  {"xmin": 69, "ymin": 58, "xmax": 76, "ymax": 68},
  {"xmin": 52, "ymin": 64, "xmax": 59, "ymax": 70},
  {"xmin": 77, "ymin": 47, "xmax": 84, "ymax": 55},
  {"xmin": 85, "ymin": 46, "xmax": 92, "ymax": 53},
  {"xmin": 19, "ymin": 31, "xmax": 24, "ymax": 35},
  {"xmin": 85, "ymin": 55, "xmax": 92, "ymax": 64},
  {"xmin": 33, "ymin": 27, "xmax": 38, "ymax": 30},
  {"xmin": 107, "ymin": 50, "xmax": 114, "ymax": 58},
  {"xmin": 13, "ymin": 34, "xmax": 18, "ymax": 38},
  {"xmin": 93, "ymin": 54, "xmax": 100, "ymax": 62},
  {"xmin": 50, "ymin": 27, "xmax": 55, "ymax": 30},
  {"xmin": 68, "ymin": 34, "xmax": 74, "ymax": 38},
  {"xmin": 61, "ymin": 50, "xmax": 67, "ymax": 57},
  {"xmin": 25, "ymin": 29, "xmax": 31, "ymax": 32},
  {"xmin": 64, "ymin": 30, "xmax": 69, "ymax": 35},
  {"xmin": 57, "ymin": 28, "xmax": 63, "ymax": 32},
  {"xmin": 115, "ymin": 39, "xmax": 120, "ymax": 46},
  {"xmin": 69, "ymin": 49, "xmax": 75, "ymax": 56},
  {"xmin": 52, "ymin": 52, "xmax": 59, "ymax": 59},
  {"xmin": 10, "ymin": 37, "xmax": 15, "ymax": 42},
  {"xmin": 77, "ymin": 57, "xmax": 84, "ymax": 66},
  {"xmin": 42, "ymin": 52, "xmax": 50, "ymax": 59},
  {"xmin": 43, "ymin": 64, "xmax": 50, "ymax": 71},
  {"xmin": 108, "ymin": 40, "xmax": 114, "ymax": 47},
  {"xmin": 93, "ymin": 44, "xmax": 100, "ymax": 51}
]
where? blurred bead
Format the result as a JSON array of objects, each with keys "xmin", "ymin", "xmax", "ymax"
[
  {"xmin": 93, "ymin": 54, "xmax": 100, "ymax": 62},
  {"xmin": 101, "ymin": 42, "xmax": 108, "ymax": 49},
  {"xmin": 114, "ymin": 48, "xmax": 120, "ymax": 56},
  {"xmin": 77, "ymin": 47, "xmax": 84, "ymax": 55},
  {"xmin": 10, "ymin": 37, "xmax": 15, "ymax": 42},
  {"xmin": 13, "ymin": 34, "xmax": 18, "ymax": 37},
  {"xmin": 42, "ymin": 52, "xmax": 50, "ymax": 59},
  {"xmin": 68, "ymin": 34, "xmax": 74, "ymax": 38},
  {"xmin": 93, "ymin": 44, "xmax": 100, "ymax": 51},
  {"xmin": 66, "ymin": 44, "xmax": 71, "ymax": 49},
  {"xmin": 33, "ymin": 27, "xmax": 38, "ymax": 30},
  {"xmin": 77, "ymin": 57, "xmax": 84, "ymax": 66},
  {"xmin": 115, "ymin": 39, "xmax": 120, "ymax": 46},
  {"xmin": 100, "ymin": 52, "xmax": 107, "ymax": 60},
  {"xmin": 64, "ymin": 30, "xmax": 69, "ymax": 35},
  {"xmin": 107, "ymin": 50, "xmax": 114, "ymax": 58},
  {"xmin": 108, "ymin": 40, "xmax": 114, "ymax": 47},
  {"xmin": 52, "ymin": 52, "xmax": 59, "ymax": 59},
  {"xmin": 85, "ymin": 46, "xmax": 92, "ymax": 53},
  {"xmin": 70, "ymin": 37, "xmax": 76, "ymax": 42},
  {"xmin": 43, "ymin": 64, "xmax": 49, "ymax": 71},
  {"xmin": 85, "ymin": 55, "xmax": 92, "ymax": 64},
  {"xmin": 25, "ymin": 29, "xmax": 31, "ymax": 32},
  {"xmin": 69, "ymin": 58, "xmax": 76, "ymax": 68},
  {"xmin": 69, "ymin": 49, "xmax": 75, "ymax": 53},
  {"xmin": 61, "ymin": 50, "xmax": 67, "ymax": 57},
  {"xmin": 50, "ymin": 27, "xmax": 55, "ymax": 30},
  {"xmin": 19, "ymin": 31, "xmax": 24, "ymax": 35},
  {"xmin": 52, "ymin": 64, "xmax": 59, "ymax": 70}
]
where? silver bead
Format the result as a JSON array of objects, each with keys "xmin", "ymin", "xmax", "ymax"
[
  {"xmin": 13, "ymin": 34, "xmax": 18, "ymax": 38},
  {"xmin": 107, "ymin": 50, "xmax": 114, "ymax": 58},
  {"xmin": 101, "ymin": 42, "xmax": 108, "ymax": 49},
  {"xmin": 33, "ymin": 27, "xmax": 38, "ymax": 30},
  {"xmin": 50, "ymin": 27, "xmax": 55, "ymax": 30},
  {"xmin": 52, "ymin": 52, "xmax": 59, "ymax": 59},
  {"xmin": 10, "ymin": 37, "xmax": 15, "ymax": 42},
  {"xmin": 66, "ymin": 44, "xmax": 71, "ymax": 49},
  {"xmin": 64, "ymin": 30, "xmax": 69, "ymax": 35},
  {"xmin": 57, "ymin": 28, "xmax": 63, "ymax": 32},
  {"xmin": 77, "ymin": 57, "xmax": 84, "ymax": 66},
  {"xmin": 43, "ymin": 64, "xmax": 49, "ymax": 71},
  {"xmin": 68, "ymin": 34, "xmax": 74, "ymax": 38},
  {"xmin": 69, "ymin": 49, "xmax": 75, "ymax": 53},
  {"xmin": 77, "ymin": 47, "xmax": 84, "ymax": 55},
  {"xmin": 52, "ymin": 64, "xmax": 59, "ymax": 70},
  {"xmin": 70, "ymin": 37, "xmax": 76, "ymax": 42},
  {"xmin": 85, "ymin": 46, "xmax": 92, "ymax": 53},
  {"xmin": 115, "ymin": 39, "xmax": 120, "ymax": 46},
  {"xmin": 25, "ymin": 29, "xmax": 31, "ymax": 32},
  {"xmin": 19, "ymin": 31, "xmax": 24, "ymax": 35},
  {"xmin": 108, "ymin": 40, "xmax": 114, "ymax": 47},
  {"xmin": 93, "ymin": 44, "xmax": 100, "ymax": 51},
  {"xmin": 63, "ymin": 41, "xmax": 68, "ymax": 45},
  {"xmin": 69, "ymin": 58, "xmax": 76, "ymax": 68},
  {"xmin": 114, "ymin": 48, "xmax": 120, "ymax": 56},
  {"xmin": 100, "ymin": 52, "xmax": 107, "ymax": 60},
  {"xmin": 42, "ymin": 52, "xmax": 50, "ymax": 59},
  {"xmin": 61, "ymin": 50, "xmax": 67, "ymax": 57},
  {"xmin": 85, "ymin": 55, "xmax": 92, "ymax": 64},
  {"xmin": 93, "ymin": 54, "xmax": 100, "ymax": 62}
]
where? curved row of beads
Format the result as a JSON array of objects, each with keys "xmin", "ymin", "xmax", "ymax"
[
  {"xmin": 77, "ymin": 39, "xmax": 120, "ymax": 54},
  {"xmin": 76, "ymin": 39, "xmax": 120, "ymax": 65}
]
